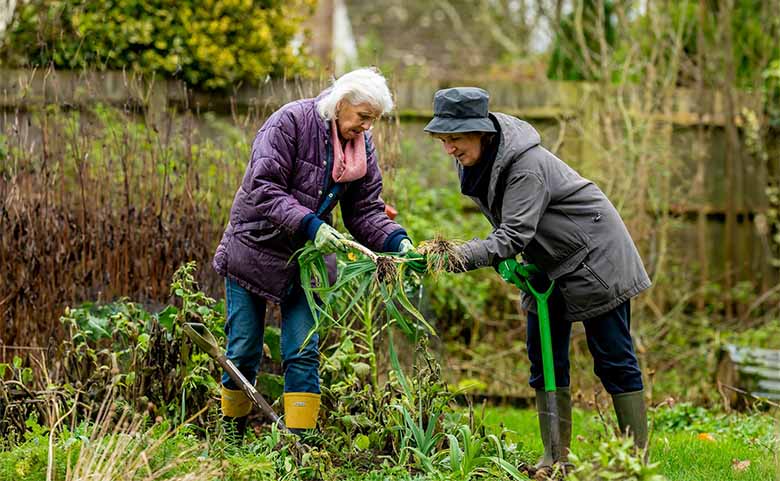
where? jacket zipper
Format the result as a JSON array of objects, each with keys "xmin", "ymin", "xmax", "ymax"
[
  {"xmin": 318, "ymin": 140, "xmax": 333, "ymax": 209},
  {"xmin": 582, "ymin": 262, "xmax": 609, "ymax": 289}
]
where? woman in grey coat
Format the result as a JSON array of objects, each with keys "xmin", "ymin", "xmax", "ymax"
[{"xmin": 420, "ymin": 87, "xmax": 652, "ymax": 469}]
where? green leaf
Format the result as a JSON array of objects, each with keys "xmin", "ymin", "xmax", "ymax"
[
  {"xmin": 490, "ymin": 457, "xmax": 530, "ymax": 480},
  {"xmin": 351, "ymin": 361, "xmax": 371, "ymax": 378},
  {"xmin": 137, "ymin": 333, "xmax": 151, "ymax": 352},
  {"xmin": 256, "ymin": 372, "xmax": 284, "ymax": 400},
  {"xmin": 263, "ymin": 326, "xmax": 282, "ymax": 362},
  {"xmin": 157, "ymin": 305, "xmax": 178, "ymax": 331},
  {"xmin": 388, "ymin": 334, "xmax": 412, "ymax": 399},
  {"xmin": 337, "ymin": 274, "xmax": 373, "ymax": 323},
  {"xmin": 379, "ymin": 284, "xmax": 411, "ymax": 335},
  {"xmin": 394, "ymin": 278, "xmax": 435, "ymax": 335},
  {"xmin": 340, "ymin": 413, "xmax": 373, "ymax": 428},
  {"xmin": 447, "ymin": 433, "xmax": 462, "ymax": 471},
  {"xmin": 85, "ymin": 313, "xmax": 111, "ymax": 340},
  {"xmin": 354, "ymin": 434, "xmax": 370, "ymax": 451}
]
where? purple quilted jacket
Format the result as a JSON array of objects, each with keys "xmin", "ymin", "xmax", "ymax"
[{"xmin": 212, "ymin": 93, "xmax": 403, "ymax": 302}]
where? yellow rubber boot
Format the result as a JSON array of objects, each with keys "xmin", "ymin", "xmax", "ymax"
[
  {"xmin": 283, "ymin": 392, "xmax": 321, "ymax": 430},
  {"xmin": 221, "ymin": 385, "xmax": 252, "ymax": 418}
]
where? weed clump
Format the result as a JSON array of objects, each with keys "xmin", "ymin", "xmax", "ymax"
[
  {"xmin": 417, "ymin": 235, "xmax": 467, "ymax": 274},
  {"xmin": 374, "ymin": 256, "xmax": 398, "ymax": 282}
]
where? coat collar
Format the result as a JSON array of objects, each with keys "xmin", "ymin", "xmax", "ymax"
[{"xmin": 484, "ymin": 113, "xmax": 542, "ymax": 209}]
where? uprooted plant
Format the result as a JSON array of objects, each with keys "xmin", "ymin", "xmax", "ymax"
[
  {"xmin": 293, "ymin": 238, "xmax": 532, "ymax": 475},
  {"xmin": 296, "ymin": 235, "xmax": 468, "ymax": 342},
  {"xmin": 296, "ymin": 239, "xmax": 433, "ymax": 387}
]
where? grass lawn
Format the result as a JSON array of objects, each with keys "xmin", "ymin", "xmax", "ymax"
[
  {"xmin": 483, "ymin": 404, "xmax": 780, "ymax": 481},
  {"xmin": 2, "ymin": 403, "xmax": 775, "ymax": 480}
]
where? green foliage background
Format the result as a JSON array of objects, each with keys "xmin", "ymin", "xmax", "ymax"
[
  {"xmin": 547, "ymin": 0, "xmax": 780, "ymax": 85},
  {"xmin": 1, "ymin": 0, "xmax": 316, "ymax": 89}
]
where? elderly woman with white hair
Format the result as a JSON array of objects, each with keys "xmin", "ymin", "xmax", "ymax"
[{"xmin": 212, "ymin": 68, "xmax": 416, "ymax": 435}]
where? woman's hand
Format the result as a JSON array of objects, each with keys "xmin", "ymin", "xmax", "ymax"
[
  {"xmin": 399, "ymin": 239, "xmax": 427, "ymax": 274},
  {"xmin": 314, "ymin": 224, "xmax": 348, "ymax": 253}
]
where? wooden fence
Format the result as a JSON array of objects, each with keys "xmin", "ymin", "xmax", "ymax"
[{"xmin": 1, "ymin": 68, "xmax": 778, "ymax": 314}]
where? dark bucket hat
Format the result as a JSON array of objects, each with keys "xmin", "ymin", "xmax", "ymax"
[{"xmin": 423, "ymin": 87, "xmax": 496, "ymax": 134}]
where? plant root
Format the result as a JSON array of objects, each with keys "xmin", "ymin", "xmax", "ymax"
[
  {"xmin": 417, "ymin": 235, "xmax": 466, "ymax": 274},
  {"xmin": 375, "ymin": 256, "xmax": 399, "ymax": 283}
]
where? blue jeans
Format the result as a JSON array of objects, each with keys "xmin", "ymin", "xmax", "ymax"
[
  {"xmin": 526, "ymin": 289, "xmax": 643, "ymax": 395},
  {"xmin": 222, "ymin": 278, "xmax": 320, "ymax": 394}
]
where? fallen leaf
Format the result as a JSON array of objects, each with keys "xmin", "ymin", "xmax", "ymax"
[
  {"xmin": 697, "ymin": 432, "xmax": 716, "ymax": 442},
  {"xmin": 732, "ymin": 459, "xmax": 751, "ymax": 472}
]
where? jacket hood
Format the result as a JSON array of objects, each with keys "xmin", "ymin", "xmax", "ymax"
[{"xmin": 486, "ymin": 113, "xmax": 542, "ymax": 208}]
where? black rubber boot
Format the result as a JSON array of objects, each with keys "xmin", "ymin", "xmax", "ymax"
[
  {"xmin": 534, "ymin": 387, "xmax": 572, "ymax": 471},
  {"xmin": 612, "ymin": 390, "xmax": 648, "ymax": 459}
]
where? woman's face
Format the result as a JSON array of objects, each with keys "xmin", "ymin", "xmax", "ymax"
[
  {"xmin": 336, "ymin": 101, "xmax": 380, "ymax": 141},
  {"xmin": 432, "ymin": 132, "xmax": 485, "ymax": 167}
]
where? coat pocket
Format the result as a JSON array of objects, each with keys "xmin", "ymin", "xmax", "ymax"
[
  {"xmin": 557, "ymin": 254, "xmax": 616, "ymax": 317},
  {"xmin": 244, "ymin": 227, "xmax": 282, "ymax": 244},
  {"xmin": 234, "ymin": 220, "xmax": 282, "ymax": 245},
  {"xmin": 524, "ymin": 211, "xmax": 590, "ymax": 279},
  {"xmin": 582, "ymin": 261, "xmax": 609, "ymax": 289}
]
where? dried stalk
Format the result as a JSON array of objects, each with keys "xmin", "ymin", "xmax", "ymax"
[{"xmin": 341, "ymin": 239, "xmax": 378, "ymax": 261}]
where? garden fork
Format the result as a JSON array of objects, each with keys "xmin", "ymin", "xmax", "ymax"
[{"xmin": 182, "ymin": 322, "xmax": 292, "ymax": 434}]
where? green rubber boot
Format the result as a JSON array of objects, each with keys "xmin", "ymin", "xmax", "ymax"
[
  {"xmin": 534, "ymin": 387, "xmax": 572, "ymax": 470},
  {"xmin": 612, "ymin": 390, "xmax": 649, "ymax": 459}
]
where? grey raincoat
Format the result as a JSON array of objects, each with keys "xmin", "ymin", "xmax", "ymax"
[{"xmin": 457, "ymin": 113, "xmax": 651, "ymax": 321}]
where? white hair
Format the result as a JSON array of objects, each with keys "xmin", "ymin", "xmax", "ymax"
[{"xmin": 316, "ymin": 67, "xmax": 394, "ymax": 120}]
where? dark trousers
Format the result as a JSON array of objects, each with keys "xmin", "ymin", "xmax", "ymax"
[{"xmin": 526, "ymin": 291, "xmax": 643, "ymax": 395}]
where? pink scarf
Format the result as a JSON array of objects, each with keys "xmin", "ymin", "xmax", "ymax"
[{"xmin": 331, "ymin": 119, "xmax": 367, "ymax": 183}]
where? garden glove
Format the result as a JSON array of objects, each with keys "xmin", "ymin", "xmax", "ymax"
[
  {"xmin": 314, "ymin": 223, "xmax": 347, "ymax": 254},
  {"xmin": 398, "ymin": 239, "xmax": 428, "ymax": 274},
  {"xmin": 498, "ymin": 259, "xmax": 549, "ymax": 293},
  {"xmin": 398, "ymin": 238, "xmax": 414, "ymax": 254},
  {"xmin": 497, "ymin": 259, "xmax": 523, "ymax": 287},
  {"xmin": 398, "ymin": 239, "xmax": 427, "ymax": 274}
]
